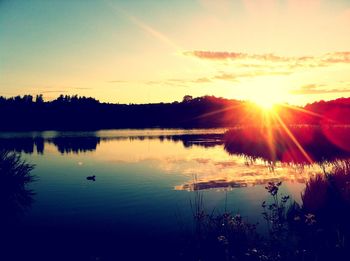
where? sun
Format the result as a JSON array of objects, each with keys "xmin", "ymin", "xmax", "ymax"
[
  {"xmin": 254, "ymin": 99, "xmax": 276, "ymax": 111},
  {"xmin": 248, "ymin": 92, "xmax": 278, "ymax": 111},
  {"xmin": 241, "ymin": 76, "xmax": 290, "ymax": 111}
]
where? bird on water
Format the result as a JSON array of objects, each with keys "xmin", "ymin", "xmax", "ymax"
[{"xmin": 86, "ymin": 175, "xmax": 96, "ymax": 181}]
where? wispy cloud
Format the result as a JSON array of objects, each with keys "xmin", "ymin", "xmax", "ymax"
[
  {"xmin": 191, "ymin": 77, "xmax": 212, "ymax": 83},
  {"xmin": 145, "ymin": 77, "xmax": 212, "ymax": 87},
  {"xmin": 39, "ymin": 90, "xmax": 69, "ymax": 94},
  {"xmin": 291, "ymin": 83, "xmax": 350, "ymax": 95},
  {"xmin": 180, "ymin": 51, "xmax": 350, "ymax": 87},
  {"xmin": 213, "ymin": 73, "xmax": 238, "ymax": 81},
  {"xmin": 183, "ymin": 51, "xmax": 298, "ymax": 62},
  {"xmin": 107, "ymin": 80, "xmax": 127, "ymax": 83},
  {"xmin": 141, "ymin": 70, "xmax": 291, "ymax": 87},
  {"xmin": 183, "ymin": 51, "xmax": 350, "ymax": 69},
  {"xmin": 73, "ymin": 87, "xmax": 92, "ymax": 90},
  {"xmin": 168, "ymin": 77, "xmax": 212, "ymax": 84},
  {"xmin": 213, "ymin": 71, "xmax": 290, "ymax": 81}
]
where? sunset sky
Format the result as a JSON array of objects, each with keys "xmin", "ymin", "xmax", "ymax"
[{"xmin": 1, "ymin": 0, "xmax": 350, "ymax": 105}]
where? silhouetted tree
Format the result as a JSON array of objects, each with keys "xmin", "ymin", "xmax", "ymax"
[
  {"xmin": 182, "ymin": 95, "xmax": 193, "ymax": 103},
  {"xmin": 0, "ymin": 94, "xmax": 350, "ymax": 130},
  {"xmin": 35, "ymin": 94, "xmax": 44, "ymax": 104}
]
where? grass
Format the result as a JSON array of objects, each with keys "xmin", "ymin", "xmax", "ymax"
[{"xmin": 0, "ymin": 150, "xmax": 36, "ymax": 221}]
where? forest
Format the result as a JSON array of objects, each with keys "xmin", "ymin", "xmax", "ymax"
[{"xmin": 1, "ymin": 94, "xmax": 350, "ymax": 130}]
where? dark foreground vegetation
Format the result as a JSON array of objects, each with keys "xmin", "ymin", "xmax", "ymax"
[
  {"xmin": 182, "ymin": 161, "xmax": 350, "ymax": 261},
  {"xmin": 0, "ymin": 151, "xmax": 35, "ymax": 223},
  {"xmin": 1, "ymin": 94, "xmax": 350, "ymax": 130}
]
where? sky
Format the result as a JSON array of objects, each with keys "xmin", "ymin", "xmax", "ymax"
[{"xmin": 1, "ymin": 0, "xmax": 350, "ymax": 105}]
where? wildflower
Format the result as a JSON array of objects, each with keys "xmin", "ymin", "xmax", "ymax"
[
  {"xmin": 294, "ymin": 216, "xmax": 301, "ymax": 222},
  {"xmin": 217, "ymin": 235, "xmax": 226, "ymax": 241},
  {"xmin": 268, "ymin": 203, "xmax": 277, "ymax": 210},
  {"xmin": 194, "ymin": 211, "xmax": 206, "ymax": 220},
  {"xmin": 265, "ymin": 182, "xmax": 279, "ymax": 196},
  {"xmin": 217, "ymin": 235, "xmax": 228, "ymax": 245},
  {"xmin": 260, "ymin": 254, "xmax": 268, "ymax": 260},
  {"xmin": 281, "ymin": 195, "xmax": 290, "ymax": 203},
  {"xmin": 233, "ymin": 214, "xmax": 242, "ymax": 223},
  {"xmin": 223, "ymin": 212, "xmax": 230, "ymax": 219},
  {"xmin": 246, "ymin": 248, "xmax": 258, "ymax": 257},
  {"xmin": 305, "ymin": 213, "xmax": 316, "ymax": 226}
]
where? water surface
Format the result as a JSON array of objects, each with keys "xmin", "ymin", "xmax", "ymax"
[{"xmin": 0, "ymin": 128, "xmax": 338, "ymax": 260}]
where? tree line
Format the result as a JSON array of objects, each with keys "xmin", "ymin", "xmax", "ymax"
[{"xmin": 0, "ymin": 94, "xmax": 349, "ymax": 130}]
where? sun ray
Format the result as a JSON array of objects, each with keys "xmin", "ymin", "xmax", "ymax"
[
  {"xmin": 272, "ymin": 111, "xmax": 314, "ymax": 164},
  {"xmin": 278, "ymin": 103, "xmax": 334, "ymax": 122},
  {"xmin": 192, "ymin": 103, "xmax": 246, "ymax": 120},
  {"xmin": 104, "ymin": 0, "xmax": 181, "ymax": 51},
  {"xmin": 261, "ymin": 110, "xmax": 277, "ymax": 162}
]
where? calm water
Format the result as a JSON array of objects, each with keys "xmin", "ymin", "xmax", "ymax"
[{"xmin": 0, "ymin": 129, "xmax": 330, "ymax": 260}]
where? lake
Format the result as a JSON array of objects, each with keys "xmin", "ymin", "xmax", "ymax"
[{"xmin": 0, "ymin": 128, "xmax": 345, "ymax": 260}]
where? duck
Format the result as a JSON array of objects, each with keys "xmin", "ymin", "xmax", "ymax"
[{"xmin": 86, "ymin": 175, "xmax": 96, "ymax": 181}]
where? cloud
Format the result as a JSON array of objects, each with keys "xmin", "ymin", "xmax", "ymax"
[
  {"xmin": 322, "ymin": 52, "xmax": 350, "ymax": 64},
  {"xmin": 183, "ymin": 51, "xmax": 298, "ymax": 62},
  {"xmin": 180, "ymin": 51, "xmax": 350, "ymax": 85},
  {"xmin": 192, "ymin": 77, "xmax": 212, "ymax": 83},
  {"xmin": 214, "ymin": 73, "xmax": 237, "ymax": 80},
  {"xmin": 39, "ymin": 90, "xmax": 69, "ymax": 94},
  {"xmin": 107, "ymin": 80, "xmax": 127, "ymax": 83},
  {"xmin": 183, "ymin": 50, "xmax": 350, "ymax": 69},
  {"xmin": 144, "ymin": 70, "xmax": 293, "ymax": 87},
  {"xmin": 183, "ymin": 51, "xmax": 249, "ymax": 60},
  {"xmin": 145, "ymin": 77, "xmax": 212, "ymax": 87},
  {"xmin": 73, "ymin": 87, "xmax": 92, "ymax": 90},
  {"xmin": 213, "ymin": 70, "xmax": 291, "ymax": 81},
  {"xmin": 167, "ymin": 77, "xmax": 212, "ymax": 84},
  {"xmin": 291, "ymin": 83, "xmax": 350, "ymax": 95}
]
